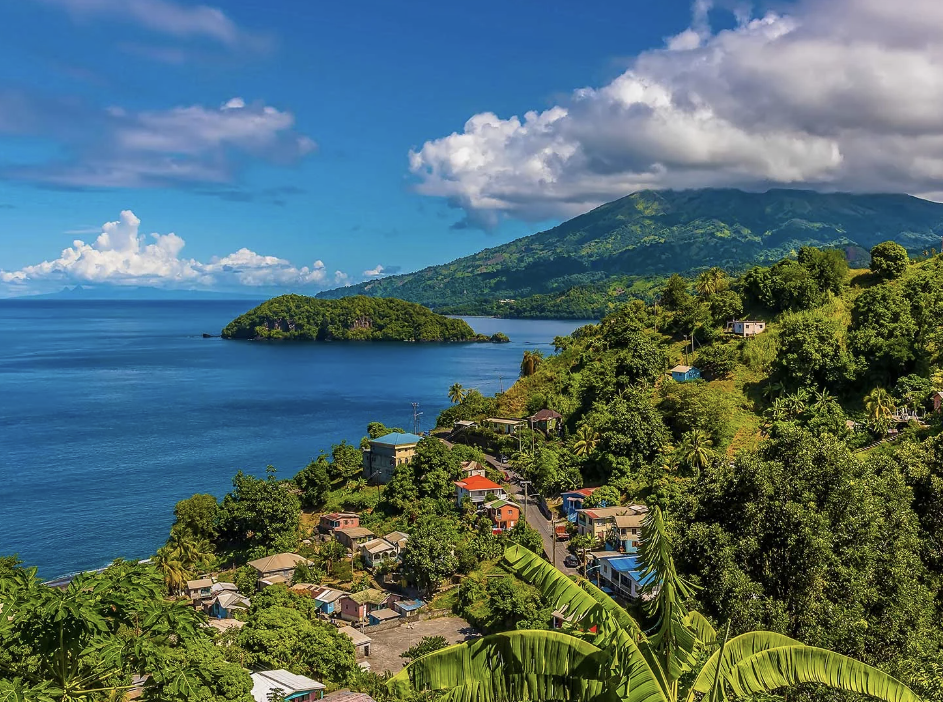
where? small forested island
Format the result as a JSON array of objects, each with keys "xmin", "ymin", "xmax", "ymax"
[{"xmin": 221, "ymin": 294, "xmax": 509, "ymax": 343}]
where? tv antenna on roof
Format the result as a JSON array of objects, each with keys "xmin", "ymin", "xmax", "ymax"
[{"xmin": 412, "ymin": 402, "xmax": 423, "ymax": 435}]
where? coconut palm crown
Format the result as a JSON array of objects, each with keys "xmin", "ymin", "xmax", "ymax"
[{"xmin": 390, "ymin": 507, "xmax": 921, "ymax": 702}]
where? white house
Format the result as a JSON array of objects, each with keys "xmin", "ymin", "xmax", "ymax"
[
  {"xmin": 359, "ymin": 538, "xmax": 398, "ymax": 569},
  {"xmin": 726, "ymin": 320, "xmax": 767, "ymax": 337}
]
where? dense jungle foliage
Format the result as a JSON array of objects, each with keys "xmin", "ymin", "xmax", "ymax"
[{"xmin": 318, "ymin": 188, "xmax": 943, "ymax": 312}]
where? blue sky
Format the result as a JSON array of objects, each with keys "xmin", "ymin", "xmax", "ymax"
[{"xmin": 2, "ymin": 0, "xmax": 940, "ymax": 295}]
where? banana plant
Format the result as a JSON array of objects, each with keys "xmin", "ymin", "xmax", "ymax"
[{"xmin": 390, "ymin": 508, "xmax": 921, "ymax": 702}]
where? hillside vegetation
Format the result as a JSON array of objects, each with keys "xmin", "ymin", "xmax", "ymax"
[
  {"xmin": 221, "ymin": 294, "xmax": 504, "ymax": 342},
  {"xmin": 319, "ymin": 188, "xmax": 943, "ymax": 314},
  {"xmin": 435, "ymin": 243, "xmax": 943, "ymax": 698}
]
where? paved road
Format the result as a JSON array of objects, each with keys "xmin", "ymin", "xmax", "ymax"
[{"xmin": 507, "ymin": 480, "xmax": 577, "ymax": 576}]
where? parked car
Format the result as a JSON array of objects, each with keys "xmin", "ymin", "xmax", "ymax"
[{"xmin": 563, "ymin": 554, "xmax": 580, "ymax": 568}]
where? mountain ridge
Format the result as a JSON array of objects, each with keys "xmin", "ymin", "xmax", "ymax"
[{"xmin": 318, "ymin": 188, "xmax": 943, "ymax": 310}]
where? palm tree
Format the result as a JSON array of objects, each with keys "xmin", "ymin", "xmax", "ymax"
[
  {"xmin": 573, "ymin": 424, "xmax": 600, "ymax": 457},
  {"xmin": 390, "ymin": 509, "xmax": 919, "ymax": 702},
  {"xmin": 520, "ymin": 350, "xmax": 544, "ymax": 378},
  {"xmin": 695, "ymin": 267, "xmax": 729, "ymax": 296},
  {"xmin": 678, "ymin": 429, "xmax": 713, "ymax": 475},
  {"xmin": 448, "ymin": 382, "xmax": 467, "ymax": 404},
  {"xmin": 865, "ymin": 387, "xmax": 896, "ymax": 424},
  {"xmin": 166, "ymin": 532, "xmax": 212, "ymax": 569},
  {"xmin": 152, "ymin": 547, "xmax": 190, "ymax": 596},
  {"xmin": 782, "ymin": 389, "xmax": 809, "ymax": 419}
]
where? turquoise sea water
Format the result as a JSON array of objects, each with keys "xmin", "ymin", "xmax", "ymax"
[{"xmin": 0, "ymin": 300, "xmax": 585, "ymax": 578}]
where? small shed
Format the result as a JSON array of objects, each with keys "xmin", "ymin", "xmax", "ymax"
[
  {"xmin": 933, "ymin": 391, "xmax": 943, "ymax": 414},
  {"xmin": 367, "ymin": 607, "xmax": 401, "ymax": 625},
  {"xmin": 528, "ymin": 408, "xmax": 563, "ymax": 433},
  {"xmin": 484, "ymin": 417, "xmax": 526, "ymax": 435},
  {"xmin": 669, "ymin": 365, "xmax": 701, "ymax": 382},
  {"xmin": 338, "ymin": 626, "xmax": 372, "ymax": 657},
  {"xmin": 725, "ymin": 320, "xmax": 767, "ymax": 337}
]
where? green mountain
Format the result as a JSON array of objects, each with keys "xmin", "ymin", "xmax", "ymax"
[
  {"xmin": 221, "ymin": 294, "xmax": 504, "ymax": 342},
  {"xmin": 318, "ymin": 188, "xmax": 943, "ymax": 311}
]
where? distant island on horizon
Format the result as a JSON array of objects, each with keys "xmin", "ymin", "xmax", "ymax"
[{"xmin": 221, "ymin": 294, "xmax": 511, "ymax": 343}]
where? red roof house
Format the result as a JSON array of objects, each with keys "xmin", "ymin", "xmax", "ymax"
[{"xmin": 455, "ymin": 475, "xmax": 507, "ymax": 506}]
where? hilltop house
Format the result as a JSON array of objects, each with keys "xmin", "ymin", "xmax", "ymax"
[
  {"xmin": 725, "ymin": 320, "xmax": 767, "ymax": 337},
  {"xmin": 576, "ymin": 505, "xmax": 648, "ymax": 540},
  {"xmin": 560, "ymin": 488, "xmax": 597, "ymax": 522},
  {"xmin": 319, "ymin": 513, "xmax": 360, "ymax": 532},
  {"xmin": 670, "ymin": 365, "xmax": 701, "ymax": 382},
  {"xmin": 459, "ymin": 460, "xmax": 487, "ymax": 478},
  {"xmin": 335, "ymin": 526, "xmax": 375, "ymax": 550},
  {"xmin": 484, "ymin": 417, "xmax": 526, "ymax": 435},
  {"xmin": 455, "ymin": 475, "xmax": 507, "ymax": 506},
  {"xmin": 360, "ymin": 538, "xmax": 398, "ymax": 569},
  {"xmin": 528, "ymin": 408, "xmax": 563, "ymax": 433},
  {"xmin": 484, "ymin": 499, "xmax": 520, "ymax": 531},
  {"xmin": 247, "ymin": 553, "xmax": 313, "ymax": 587},
  {"xmin": 362, "ymin": 432, "xmax": 422, "ymax": 484},
  {"xmin": 250, "ymin": 670, "xmax": 325, "ymax": 702},
  {"xmin": 338, "ymin": 588, "xmax": 399, "ymax": 623}
]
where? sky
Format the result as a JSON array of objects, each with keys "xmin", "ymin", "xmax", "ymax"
[{"xmin": 1, "ymin": 0, "xmax": 942, "ymax": 296}]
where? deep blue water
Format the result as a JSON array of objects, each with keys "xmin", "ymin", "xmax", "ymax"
[{"xmin": 0, "ymin": 300, "xmax": 585, "ymax": 578}]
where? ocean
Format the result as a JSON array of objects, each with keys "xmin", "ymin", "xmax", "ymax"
[{"xmin": 0, "ymin": 300, "xmax": 586, "ymax": 578}]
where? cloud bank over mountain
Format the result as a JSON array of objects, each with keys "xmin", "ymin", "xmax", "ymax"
[
  {"xmin": 410, "ymin": 0, "xmax": 943, "ymax": 227},
  {"xmin": 0, "ymin": 210, "xmax": 345, "ymax": 295}
]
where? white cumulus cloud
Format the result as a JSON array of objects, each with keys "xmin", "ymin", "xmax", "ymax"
[
  {"xmin": 1, "ymin": 210, "xmax": 342, "ymax": 293},
  {"xmin": 362, "ymin": 264, "xmax": 385, "ymax": 278},
  {"xmin": 410, "ymin": 0, "xmax": 943, "ymax": 225}
]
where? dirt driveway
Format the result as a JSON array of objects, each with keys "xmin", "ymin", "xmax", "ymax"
[{"xmin": 363, "ymin": 616, "xmax": 478, "ymax": 674}]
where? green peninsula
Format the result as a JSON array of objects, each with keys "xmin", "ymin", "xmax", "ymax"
[{"xmin": 221, "ymin": 294, "xmax": 507, "ymax": 342}]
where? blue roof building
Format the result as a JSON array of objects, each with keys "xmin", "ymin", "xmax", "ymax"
[
  {"xmin": 670, "ymin": 365, "xmax": 701, "ymax": 382},
  {"xmin": 593, "ymin": 554, "xmax": 656, "ymax": 600},
  {"xmin": 363, "ymin": 433, "xmax": 423, "ymax": 484}
]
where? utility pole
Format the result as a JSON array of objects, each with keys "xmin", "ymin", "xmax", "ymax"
[
  {"xmin": 411, "ymin": 403, "xmax": 423, "ymax": 435},
  {"xmin": 552, "ymin": 518, "xmax": 557, "ymax": 569},
  {"xmin": 520, "ymin": 480, "xmax": 531, "ymax": 523}
]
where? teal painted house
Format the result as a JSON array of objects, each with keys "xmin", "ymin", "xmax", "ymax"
[{"xmin": 670, "ymin": 365, "xmax": 701, "ymax": 382}]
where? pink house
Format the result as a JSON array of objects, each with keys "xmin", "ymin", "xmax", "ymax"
[{"xmin": 320, "ymin": 513, "xmax": 360, "ymax": 532}]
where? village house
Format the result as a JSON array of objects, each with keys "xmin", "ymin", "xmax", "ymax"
[
  {"xmin": 362, "ymin": 432, "xmax": 422, "ymax": 484},
  {"xmin": 528, "ymin": 408, "xmax": 563, "ymax": 433},
  {"xmin": 208, "ymin": 590, "xmax": 251, "ymax": 620},
  {"xmin": 250, "ymin": 670, "xmax": 325, "ymax": 702},
  {"xmin": 335, "ymin": 526, "xmax": 375, "ymax": 550},
  {"xmin": 455, "ymin": 474, "xmax": 507, "ymax": 506},
  {"xmin": 607, "ymin": 513, "xmax": 645, "ymax": 553},
  {"xmin": 338, "ymin": 588, "xmax": 399, "ymax": 623},
  {"xmin": 725, "ymin": 320, "xmax": 767, "ymax": 337},
  {"xmin": 319, "ymin": 512, "xmax": 360, "ymax": 532},
  {"xmin": 484, "ymin": 498, "xmax": 520, "ymax": 531},
  {"xmin": 383, "ymin": 531, "xmax": 409, "ymax": 554},
  {"xmin": 185, "ymin": 578, "xmax": 213, "ymax": 604},
  {"xmin": 247, "ymin": 553, "xmax": 313, "ymax": 587},
  {"xmin": 338, "ymin": 625, "xmax": 372, "ymax": 657},
  {"xmin": 590, "ymin": 553, "xmax": 655, "ymax": 601},
  {"xmin": 560, "ymin": 488, "xmax": 597, "ymax": 522},
  {"xmin": 291, "ymin": 584, "xmax": 348, "ymax": 616},
  {"xmin": 483, "ymin": 417, "xmax": 526, "ymax": 435},
  {"xmin": 934, "ymin": 391, "xmax": 943, "ymax": 413},
  {"xmin": 576, "ymin": 505, "xmax": 648, "ymax": 540},
  {"xmin": 459, "ymin": 460, "xmax": 487, "ymax": 478},
  {"xmin": 360, "ymin": 538, "xmax": 398, "ymax": 569},
  {"xmin": 669, "ymin": 365, "xmax": 701, "ymax": 382}
]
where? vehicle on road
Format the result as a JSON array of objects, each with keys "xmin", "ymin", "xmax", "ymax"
[
  {"xmin": 563, "ymin": 554, "xmax": 580, "ymax": 568},
  {"xmin": 554, "ymin": 524, "xmax": 570, "ymax": 541}
]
